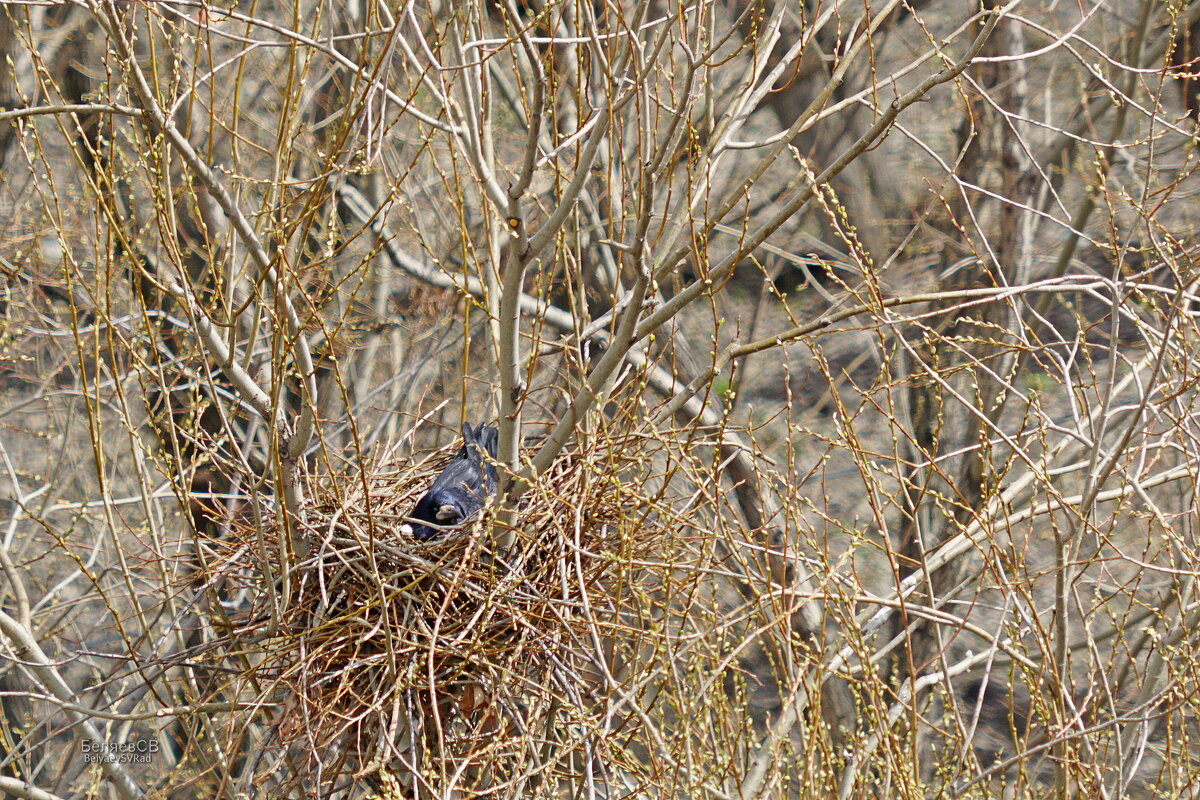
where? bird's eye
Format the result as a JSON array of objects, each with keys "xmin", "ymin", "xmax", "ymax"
[{"xmin": 435, "ymin": 504, "xmax": 460, "ymax": 523}]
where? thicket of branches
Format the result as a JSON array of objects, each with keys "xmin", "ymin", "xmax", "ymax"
[{"xmin": 1, "ymin": 0, "xmax": 1199, "ymax": 797}]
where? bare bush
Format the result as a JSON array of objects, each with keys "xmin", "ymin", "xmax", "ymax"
[{"xmin": 0, "ymin": 0, "xmax": 1198, "ymax": 798}]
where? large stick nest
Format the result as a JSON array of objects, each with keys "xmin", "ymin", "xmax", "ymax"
[{"xmin": 208, "ymin": 430, "xmax": 659, "ymax": 790}]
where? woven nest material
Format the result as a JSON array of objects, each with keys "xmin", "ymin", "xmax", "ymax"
[{"xmin": 209, "ymin": 431, "xmax": 654, "ymax": 788}]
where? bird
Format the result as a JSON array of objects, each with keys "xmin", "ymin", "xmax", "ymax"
[{"xmin": 402, "ymin": 423, "xmax": 498, "ymax": 541}]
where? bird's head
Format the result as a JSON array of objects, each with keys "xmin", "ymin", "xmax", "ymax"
[
  {"xmin": 403, "ymin": 423, "xmax": 499, "ymax": 542},
  {"xmin": 403, "ymin": 489, "xmax": 472, "ymax": 541}
]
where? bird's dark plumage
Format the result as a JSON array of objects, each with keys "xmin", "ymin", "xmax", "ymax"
[{"xmin": 404, "ymin": 423, "xmax": 498, "ymax": 541}]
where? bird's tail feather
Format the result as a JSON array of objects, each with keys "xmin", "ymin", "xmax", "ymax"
[{"xmin": 460, "ymin": 422, "xmax": 498, "ymax": 461}]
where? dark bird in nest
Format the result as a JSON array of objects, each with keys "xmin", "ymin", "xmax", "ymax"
[{"xmin": 402, "ymin": 423, "xmax": 498, "ymax": 541}]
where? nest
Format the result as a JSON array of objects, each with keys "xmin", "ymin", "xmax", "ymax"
[{"xmin": 209, "ymin": 431, "xmax": 656, "ymax": 791}]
